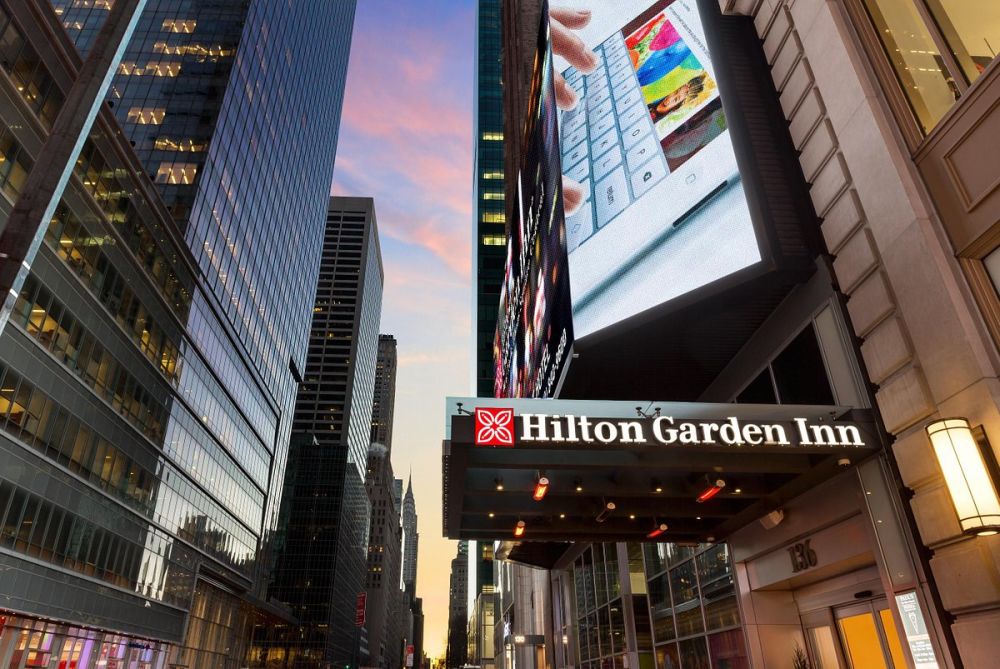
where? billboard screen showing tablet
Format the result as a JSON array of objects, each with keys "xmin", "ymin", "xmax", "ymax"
[{"xmin": 495, "ymin": 0, "xmax": 762, "ymax": 398}]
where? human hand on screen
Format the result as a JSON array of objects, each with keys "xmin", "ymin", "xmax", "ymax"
[
  {"xmin": 551, "ymin": 6, "xmax": 596, "ymax": 216},
  {"xmin": 551, "ymin": 7, "xmax": 596, "ymax": 110}
]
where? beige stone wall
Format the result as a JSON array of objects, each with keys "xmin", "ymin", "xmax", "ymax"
[{"xmin": 718, "ymin": 0, "xmax": 1000, "ymax": 665}]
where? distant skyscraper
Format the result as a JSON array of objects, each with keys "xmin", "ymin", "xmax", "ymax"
[
  {"xmin": 364, "ymin": 336, "xmax": 404, "ymax": 669},
  {"xmin": 402, "ymin": 475, "xmax": 419, "ymax": 593},
  {"xmin": 261, "ymin": 197, "xmax": 384, "ymax": 668},
  {"xmin": 371, "ymin": 334, "xmax": 398, "ymax": 449},
  {"xmin": 472, "ymin": 0, "xmax": 505, "ymax": 398},
  {"xmin": 447, "ymin": 542, "xmax": 470, "ymax": 669},
  {"xmin": 0, "ymin": 1, "xmax": 356, "ymax": 667}
]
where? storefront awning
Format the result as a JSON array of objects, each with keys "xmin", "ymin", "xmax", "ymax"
[{"xmin": 442, "ymin": 398, "xmax": 880, "ymax": 547}]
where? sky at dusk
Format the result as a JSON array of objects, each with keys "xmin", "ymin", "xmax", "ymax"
[{"xmin": 331, "ymin": 0, "xmax": 478, "ymax": 659}]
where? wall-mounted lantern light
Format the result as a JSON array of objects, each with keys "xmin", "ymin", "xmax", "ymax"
[{"xmin": 926, "ymin": 418, "xmax": 1000, "ymax": 536}]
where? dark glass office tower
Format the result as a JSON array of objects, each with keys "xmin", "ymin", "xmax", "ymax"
[
  {"xmin": 257, "ymin": 197, "xmax": 384, "ymax": 669},
  {"xmin": 473, "ymin": 0, "xmax": 505, "ymax": 399},
  {"xmin": 469, "ymin": 3, "xmax": 503, "ymax": 667},
  {"xmin": 0, "ymin": 1, "xmax": 355, "ymax": 668}
]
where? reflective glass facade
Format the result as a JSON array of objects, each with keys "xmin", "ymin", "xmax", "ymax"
[
  {"xmin": 258, "ymin": 198, "xmax": 384, "ymax": 669},
  {"xmin": 473, "ymin": 0, "xmax": 504, "ymax": 399},
  {"xmin": 52, "ymin": 0, "xmax": 360, "ymax": 554},
  {"xmin": 0, "ymin": 0, "xmax": 356, "ymax": 667}
]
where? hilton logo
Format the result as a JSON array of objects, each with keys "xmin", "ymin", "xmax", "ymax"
[{"xmin": 475, "ymin": 408, "xmax": 515, "ymax": 447}]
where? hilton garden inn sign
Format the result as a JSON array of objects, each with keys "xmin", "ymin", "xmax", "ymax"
[{"xmin": 472, "ymin": 406, "xmax": 871, "ymax": 450}]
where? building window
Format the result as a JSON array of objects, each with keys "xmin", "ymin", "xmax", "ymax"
[
  {"xmin": 118, "ymin": 61, "xmax": 181, "ymax": 77},
  {"xmin": 152, "ymin": 42, "xmax": 234, "ymax": 60},
  {"xmin": 155, "ymin": 162, "xmax": 198, "ymax": 185},
  {"xmin": 0, "ymin": 128, "xmax": 33, "ymax": 201},
  {"xmin": 481, "ymin": 131, "xmax": 503, "ymax": 140},
  {"xmin": 162, "ymin": 19, "xmax": 197, "ymax": 33},
  {"xmin": 483, "ymin": 170, "xmax": 504, "ymax": 179},
  {"xmin": 481, "ymin": 234, "xmax": 506, "ymax": 247},
  {"xmin": 481, "ymin": 191, "xmax": 504, "ymax": 200},
  {"xmin": 858, "ymin": 0, "xmax": 998, "ymax": 132},
  {"xmin": 126, "ymin": 107, "xmax": 165, "ymax": 124},
  {"xmin": 482, "ymin": 212, "xmax": 505, "ymax": 223},
  {"xmin": 154, "ymin": 137, "xmax": 208, "ymax": 152}
]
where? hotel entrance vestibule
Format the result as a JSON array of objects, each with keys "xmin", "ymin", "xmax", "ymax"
[{"xmin": 803, "ymin": 599, "xmax": 908, "ymax": 669}]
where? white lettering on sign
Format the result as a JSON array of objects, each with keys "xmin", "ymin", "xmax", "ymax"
[{"xmin": 510, "ymin": 414, "xmax": 867, "ymax": 448}]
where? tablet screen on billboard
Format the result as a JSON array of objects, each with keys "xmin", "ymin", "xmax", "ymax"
[
  {"xmin": 495, "ymin": 0, "xmax": 763, "ymax": 398},
  {"xmin": 560, "ymin": 0, "xmax": 761, "ymax": 336}
]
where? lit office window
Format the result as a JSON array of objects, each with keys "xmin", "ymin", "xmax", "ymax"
[
  {"xmin": 71, "ymin": 0, "xmax": 111, "ymax": 8},
  {"xmin": 860, "ymin": 0, "xmax": 998, "ymax": 132},
  {"xmin": 119, "ymin": 61, "xmax": 182, "ymax": 77},
  {"xmin": 162, "ymin": 19, "xmax": 197, "ymax": 33},
  {"xmin": 481, "ymin": 234, "xmax": 506, "ymax": 246},
  {"xmin": 154, "ymin": 137, "xmax": 208, "ymax": 152},
  {"xmin": 482, "ymin": 131, "xmax": 503, "ymax": 140},
  {"xmin": 481, "ymin": 191, "xmax": 504, "ymax": 200},
  {"xmin": 152, "ymin": 42, "xmax": 234, "ymax": 60},
  {"xmin": 482, "ymin": 212, "xmax": 505, "ymax": 223},
  {"xmin": 155, "ymin": 162, "xmax": 199, "ymax": 185},
  {"xmin": 483, "ymin": 170, "xmax": 504, "ymax": 179},
  {"xmin": 126, "ymin": 107, "xmax": 165, "ymax": 124}
]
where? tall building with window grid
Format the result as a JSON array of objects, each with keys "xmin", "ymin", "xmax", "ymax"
[
  {"xmin": 473, "ymin": 0, "xmax": 505, "ymax": 399},
  {"xmin": 363, "ymin": 335, "xmax": 404, "ymax": 669},
  {"xmin": 50, "ymin": 2, "xmax": 360, "ymax": 570},
  {"xmin": 0, "ymin": 1, "xmax": 355, "ymax": 667},
  {"xmin": 371, "ymin": 334, "xmax": 397, "ymax": 450},
  {"xmin": 257, "ymin": 197, "xmax": 384, "ymax": 669}
]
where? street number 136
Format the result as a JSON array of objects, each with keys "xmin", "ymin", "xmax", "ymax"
[{"xmin": 788, "ymin": 540, "xmax": 818, "ymax": 573}]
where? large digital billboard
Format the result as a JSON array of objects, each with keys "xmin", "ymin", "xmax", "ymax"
[{"xmin": 495, "ymin": 0, "xmax": 764, "ymax": 398}]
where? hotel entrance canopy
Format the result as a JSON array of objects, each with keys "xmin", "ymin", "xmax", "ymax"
[{"xmin": 442, "ymin": 398, "xmax": 879, "ymax": 547}]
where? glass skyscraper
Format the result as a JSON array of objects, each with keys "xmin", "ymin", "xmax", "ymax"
[
  {"xmin": 472, "ymin": 0, "xmax": 505, "ymax": 399},
  {"xmin": 54, "ymin": 0, "xmax": 358, "ymax": 582},
  {"xmin": 256, "ymin": 197, "xmax": 384, "ymax": 669},
  {"xmin": 0, "ymin": 0, "xmax": 356, "ymax": 667}
]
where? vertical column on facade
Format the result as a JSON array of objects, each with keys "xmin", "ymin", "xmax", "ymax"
[{"xmin": 721, "ymin": 0, "xmax": 1000, "ymax": 666}]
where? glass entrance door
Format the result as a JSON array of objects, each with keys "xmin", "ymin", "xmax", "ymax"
[{"xmin": 835, "ymin": 600, "xmax": 908, "ymax": 669}]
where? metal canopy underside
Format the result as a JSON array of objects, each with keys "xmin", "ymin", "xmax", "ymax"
[{"xmin": 442, "ymin": 407, "xmax": 879, "ymax": 547}]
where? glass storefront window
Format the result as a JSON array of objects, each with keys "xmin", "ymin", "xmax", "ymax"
[
  {"xmin": 645, "ymin": 543, "xmax": 749, "ymax": 668},
  {"xmin": 860, "ymin": 0, "xmax": 999, "ymax": 133},
  {"xmin": 707, "ymin": 630, "xmax": 750, "ymax": 669},
  {"xmin": 599, "ymin": 606, "xmax": 613, "ymax": 656},
  {"xmin": 679, "ymin": 637, "xmax": 710, "ymax": 669},
  {"xmin": 923, "ymin": 0, "xmax": 999, "ymax": 85},
  {"xmin": 596, "ymin": 546, "xmax": 610, "ymax": 606},
  {"xmin": 609, "ymin": 600, "xmax": 626, "ymax": 655},
  {"xmin": 655, "ymin": 644, "xmax": 680, "ymax": 669},
  {"xmin": 670, "ymin": 560, "xmax": 704, "ymax": 638},
  {"xmin": 605, "ymin": 543, "xmax": 621, "ymax": 600},
  {"xmin": 649, "ymin": 573, "xmax": 677, "ymax": 642},
  {"xmin": 862, "ymin": 0, "xmax": 958, "ymax": 131}
]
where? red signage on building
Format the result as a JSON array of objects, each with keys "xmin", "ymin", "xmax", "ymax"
[
  {"xmin": 355, "ymin": 592, "xmax": 366, "ymax": 626},
  {"xmin": 475, "ymin": 407, "xmax": 514, "ymax": 446}
]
